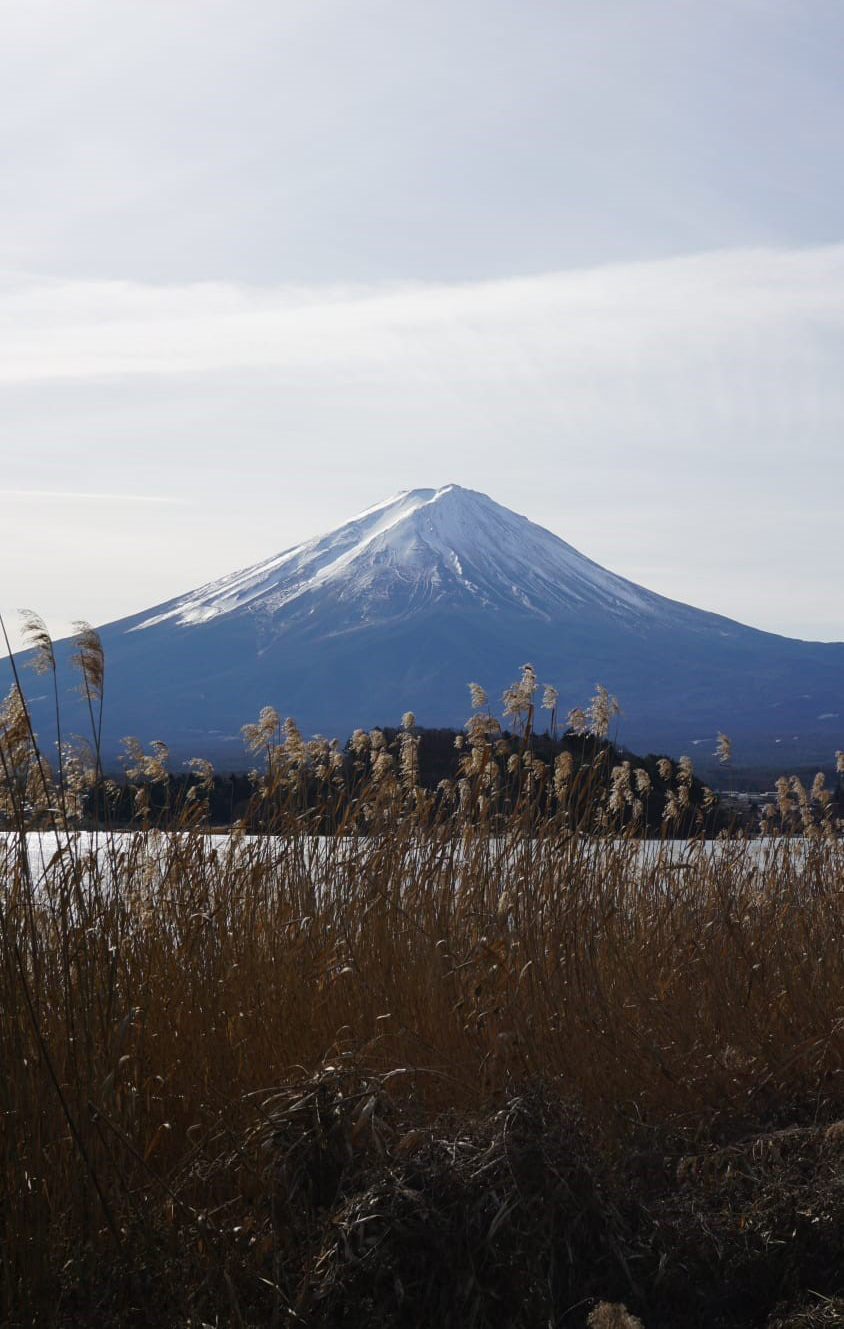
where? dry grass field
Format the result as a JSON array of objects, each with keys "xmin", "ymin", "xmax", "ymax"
[{"xmin": 1, "ymin": 624, "xmax": 843, "ymax": 1327}]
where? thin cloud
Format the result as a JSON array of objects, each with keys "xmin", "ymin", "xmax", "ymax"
[
  {"xmin": 0, "ymin": 488, "xmax": 189, "ymax": 505},
  {"xmin": 1, "ymin": 245, "xmax": 843, "ymax": 385}
]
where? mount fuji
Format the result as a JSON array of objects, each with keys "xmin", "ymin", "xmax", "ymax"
[{"xmin": 10, "ymin": 485, "xmax": 844, "ymax": 770}]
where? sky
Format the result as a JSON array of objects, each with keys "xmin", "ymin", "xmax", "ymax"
[{"xmin": 2, "ymin": 0, "xmax": 843, "ymax": 653}]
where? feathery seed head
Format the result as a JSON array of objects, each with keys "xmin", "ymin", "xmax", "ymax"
[
  {"xmin": 121, "ymin": 736, "xmax": 144, "ymax": 782},
  {"xmin": 610, "ymin": 762, "xmax": 633, "ymax": 804},
  {"xmin": 715, "ymin": 732, "xmax": 732, "ymax": 764},
  {"xmin": 71, "ymin": 622, "xmax": 104, "ymax": 699},
  {"xmin": 372, "ymin": 750, "xmax": 394, "ymax": 782},
  {"xmin": 147, "ymin": 740, "xmax": 169, "ymax": 783},
  {"xmin": 468, "ymin": 682, "xmax": 487, "ymax": 710},
  {"xmin": 186, "ymin": 757, "xmax": 214, "ymax": 790},
  {"xmin": 306, "ymin": 737, "xmax": 330, "ymax": 763},
  {"xmin": 259, "ymin": 705, "xmax": 280, "ymax": 733},
  {"xmin": 553, "ymin": 750, "xmax": 574, "ymax": 795},
  {"xmin": 502, "ymin": 663, "xmax": 537, "ymax": 726},
  {"xmin": 0, "ymin": 686, "xmax": 30, "ymax": 753},
  {"xmin": 587, "ymin": 683, "xmax": 620, "ymax": 738},
  {"xmin": 121, "ymin": 736, "xmax": 168, "ymax": 785},
  {"xmin": 634, "ymin": 767, "xmax": 651, "ymax": 795},
  {"xmin": 465, "ymin": 712, "xmax": 500, "ymax": 746},
  {"xmin": 20, "ymin": 611, "xmax": 55, "ymax": 675},
  {"xmin": 566, "ymin": 707, "xmax": 588, "ymax": 736},
  {"xmin": 241, "ymin": 722, "xmax": 260, "ymax": 752},
  {"xmin": 541, "ymin": 683, "xmax": 558, "ymax": 711},
  {"xmin": 399, "ymin": 730, "xmax": 420, "ymax": 790},
  {"xmin": 790, "ymin": 774, "xmax": 809, "ymax": 808},
  {"xmin": 463, "ymin": 745, "xmax": 486, "ymax": 776},
  {"xmin": 242, "ymin": 706, "xmax": 280, "ymax": 753},
  {"xmin": 280, "ymin": 716, "xmax": 306, "ymax": 768},
  {"xmin": 663, "ymin": 789, "xmax": 680, "ymax": 822}
]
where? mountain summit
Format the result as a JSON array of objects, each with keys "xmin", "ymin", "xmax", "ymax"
[{"xmin": 11, "ymin": 485, "xmax": 844, "ymax": 769}]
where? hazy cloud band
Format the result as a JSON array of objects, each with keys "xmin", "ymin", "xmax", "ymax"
[{"xmin": 1, "ymin": 245, "xmax": 843, "ymax": 384}]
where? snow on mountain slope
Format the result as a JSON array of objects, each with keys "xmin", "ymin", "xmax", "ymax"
[{"xmin": 129, "ymin": 485, "xmax": 683, "ymax": 637}]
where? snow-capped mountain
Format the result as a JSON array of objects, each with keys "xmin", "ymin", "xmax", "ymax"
[
  {"xmin": 130, "ymin": 485, "xmax": 661, "ymax": 633},
  {"xmin": 10, "ymin": 485, "xmax": 844, "ymax": 769}
]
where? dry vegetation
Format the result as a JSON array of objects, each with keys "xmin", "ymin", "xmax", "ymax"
[{"xmin": 1, "ymin": 621, "xmax": 843, "ymax": 1327}]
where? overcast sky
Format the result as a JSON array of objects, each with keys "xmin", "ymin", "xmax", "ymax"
[{"xmin": 2, "ymin": 0, "xmax": 843, "ymax": 653}]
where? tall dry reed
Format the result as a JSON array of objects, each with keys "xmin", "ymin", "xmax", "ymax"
[{"xmin": 0, "ymin": 636, "xmax": 842, "ymax": 1325}]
